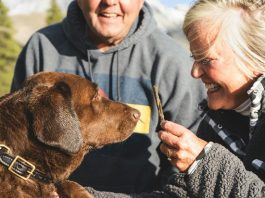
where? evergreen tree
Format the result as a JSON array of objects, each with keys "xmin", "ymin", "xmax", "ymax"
[
  {"xmin": 46, "ymin": 0, "xmax": 63, "ymax": 25},
  {"xmin": 0, "ymin": 0, "xmax": 21, "ymax": 96}
]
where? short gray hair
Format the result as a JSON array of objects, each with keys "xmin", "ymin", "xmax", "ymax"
[{"xmin": 183, "ymin": 0, "xmax": 265, "ymax": 78}]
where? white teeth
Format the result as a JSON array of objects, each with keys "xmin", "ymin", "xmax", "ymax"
[
  {"xmin": 102, "ymin": 13, "xmax": 118, "ymax": 17},
  {"xmin": 205, "ymin": 83, "xmax": 220, "ymax": 91}
]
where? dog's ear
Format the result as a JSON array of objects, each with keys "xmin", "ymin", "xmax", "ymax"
[{"xmin": 28, "ymin": 81, "xmax": 83, "ymax": 154}]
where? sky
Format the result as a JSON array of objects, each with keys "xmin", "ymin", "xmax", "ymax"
[{"xmin": 160, "ymin": 0, "xmax": 194, "ymax": 7}]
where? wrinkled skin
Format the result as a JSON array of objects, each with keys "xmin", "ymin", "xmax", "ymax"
[{"xmin": 77, "ymin": 0, "xmax": 144, "ymax": 51}]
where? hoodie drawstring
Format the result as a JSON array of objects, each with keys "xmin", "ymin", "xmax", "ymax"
[
  {"xmin": 88, "ymin": 52, "xmax": 95, "ymax": 82},
  {"xmin": 116, "ymin": 50, "xmax": 121, "ymax": 101},
  {"xmin": 77, "ymin": 52, "xmax": 94, "ymax": 82},
  {"xmin": 80, "ymin": 50, "xmax": 121, "ymax": 101},
  {"xmin": 77, "ymin": 57, "xmax": 91, "ymax": 81}
]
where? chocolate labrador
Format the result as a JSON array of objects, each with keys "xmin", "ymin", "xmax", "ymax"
[{"xmin": 0, "ymin": 72, "xmax": 140, "ymax": 197}]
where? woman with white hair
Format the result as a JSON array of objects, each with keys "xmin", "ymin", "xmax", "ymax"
[{"xmin": 157, "ymin": 0, "xmax": 265, "ymax": 197}]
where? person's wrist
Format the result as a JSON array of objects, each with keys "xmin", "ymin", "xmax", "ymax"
[{"xmin": 187, "ymin": 141, "xmax": 213, "ymax": 175}]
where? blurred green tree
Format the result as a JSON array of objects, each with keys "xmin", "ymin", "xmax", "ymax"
[
  {"xmin": 0, "ymin": 1, "xmax": 21, "ymax": 96},
  {"xmin": 46, "ymin": 0, "xmax": 63, "ymax": 25}
]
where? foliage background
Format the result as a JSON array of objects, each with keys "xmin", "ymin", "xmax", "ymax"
[
  {"xmin": 0, "ymin": 1, "xmax": 21, "ymax": 96},
  {"xmin": 0, "ymin": 0, "xmax": 63, "ymax": 97}
]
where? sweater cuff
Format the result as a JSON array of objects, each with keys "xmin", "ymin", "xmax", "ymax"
[{"xmin": 187, "ymin": 141, "xmax": 213, "ymax": 175}]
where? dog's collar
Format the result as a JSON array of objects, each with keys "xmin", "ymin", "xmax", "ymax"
[{"xmin": 0, "ymin": 144, "xmax": 51, "ymax": 183}]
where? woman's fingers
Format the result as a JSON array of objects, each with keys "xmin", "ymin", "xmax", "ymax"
[
  {"xmin": 159, "ymin": 120, "xmax": 208, "ymax": 172},
  {"xmin": 160, "ymin": 143, "xmax": 177, "ymax": 160},
  {"xmin": 158, "ymin": 129, "xmax": 180, "ymax": 148},
  {"xmin": 160, "ymin": 120, "xmax": 189, "ymax": 137}
]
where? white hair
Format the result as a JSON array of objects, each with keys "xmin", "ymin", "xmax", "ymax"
[{"xmin": 183, "ymin": 0, "xmax": 265, "ymax": 78}]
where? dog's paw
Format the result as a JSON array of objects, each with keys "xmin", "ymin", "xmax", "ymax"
[{"xmin": 57, "ymin": 180, "xmax": 94, "ymax": 198}]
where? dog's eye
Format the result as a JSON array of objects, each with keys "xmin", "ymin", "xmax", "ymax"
[
  {"xmin": 98, "ymin": 88, "xmax": 107, "ymax": 98},
  {"xmin": 92, "ymin": 88, "xmax": 107, "ymax": 101},
  {"xmin": 92, "ymin": 92, "xmax": 101, "ymax": 101}
]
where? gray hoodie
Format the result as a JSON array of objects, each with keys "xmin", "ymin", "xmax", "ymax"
[{"xmin": 11, "ymin": 1, "xmax": 206, "ymax": 193}]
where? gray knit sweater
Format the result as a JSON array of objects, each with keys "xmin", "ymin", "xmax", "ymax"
[{"xmin": 86, "ymin": 144, "xmax": 265, "ymax": 197}]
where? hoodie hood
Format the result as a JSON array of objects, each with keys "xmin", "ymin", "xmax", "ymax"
[{"xmin": 62, "ymin": 1, "xmax": 157, "ymax": 55}]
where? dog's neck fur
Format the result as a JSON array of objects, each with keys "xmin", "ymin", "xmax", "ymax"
[{"xmin": 0, "ymin": 91, "xmax": 82, "ymax": 197}]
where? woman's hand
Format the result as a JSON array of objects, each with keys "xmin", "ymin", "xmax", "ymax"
[{"xmin": 159, "ymin": 120, "xmax": 207, "ymax": 172}]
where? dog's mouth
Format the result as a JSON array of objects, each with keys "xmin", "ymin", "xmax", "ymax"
[
  {"xmin": 85, "ymin": 108, "xmax": 140, "ymax": 149},
  {"xmin": 116, "ymin": 108, "xmax": 140, "ymax": 140},
  {"xmin": 117, "ymin": 120, "xmax": 138, "ymax": 141}
]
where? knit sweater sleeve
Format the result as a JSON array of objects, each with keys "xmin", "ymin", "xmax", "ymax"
[
  {"xmin": 165, "ymin": 143, "xmax": 265, "ymax": 198},
  {"xmin": 85, "ymin": 143, "xmax": 265, "ymax": 198},
  {"xmin": 85, "ymin": 187, "xmax": 172, "ymax": 198}
]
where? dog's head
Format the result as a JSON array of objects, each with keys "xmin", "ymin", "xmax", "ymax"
[
  {"xmin": 5, "ymin": 72, "xmax": 140, "ymax": 181},
  {"xmin": 0, "ymin": 72, "xmax": 140, "ymax": 194}
]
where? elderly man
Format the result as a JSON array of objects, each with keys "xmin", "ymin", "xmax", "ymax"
[{"xmin": 11, "ymin": 0, "xmax": 205, "ymax": 194}]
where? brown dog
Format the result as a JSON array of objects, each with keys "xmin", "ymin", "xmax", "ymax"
[{"xmin": 0, "ymin": 72, "xmax": 140, "ymax": 197}]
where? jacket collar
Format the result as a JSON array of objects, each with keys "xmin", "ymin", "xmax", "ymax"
[{"xmin": 247, "ymin": 74, "xmax": 265, "ymax": 137}]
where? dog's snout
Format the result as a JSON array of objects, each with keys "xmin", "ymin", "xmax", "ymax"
[{"xmin": 131, "ymin": 109, "xmax": 141, "ymax": 121}]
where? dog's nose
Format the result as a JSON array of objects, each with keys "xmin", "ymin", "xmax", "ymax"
[{"xmin": 131, "ymin": 110, "xmax": 141, "ymax": 121}]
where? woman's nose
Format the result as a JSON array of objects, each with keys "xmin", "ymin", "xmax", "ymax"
[
  {"xmin": 191, "ymin": 62, "xmax": 204, "ymax": 79},
  {"xmin": 102, "ymin": 0, "xmax": 118, "ymax": 6}
]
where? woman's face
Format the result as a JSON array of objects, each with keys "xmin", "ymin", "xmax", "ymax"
[
  {"xmin": 188, "ymin": 24, "xmax": 255, "ymax": 110},
  {"xmin": 77, "ymin": 0, "xmax": 144, "ymax": 47}
]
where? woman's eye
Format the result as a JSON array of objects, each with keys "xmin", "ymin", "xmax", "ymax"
[{"xmin": 200, "ymin": 58, "xmax": 212, "ymax": 66}]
